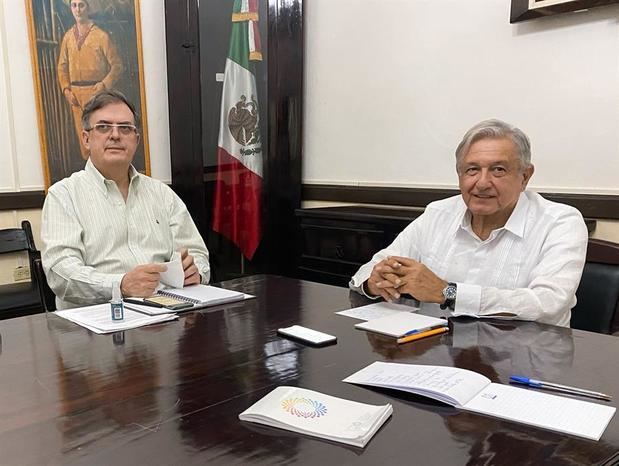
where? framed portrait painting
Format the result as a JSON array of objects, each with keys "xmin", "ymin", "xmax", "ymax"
[
  {"xmin": 511, "ymin": 0, "xmax": 619, "ymax": 23},
  {"xmin": 25, "ymin": 0, "xmax": 150, "ymax": 188}
]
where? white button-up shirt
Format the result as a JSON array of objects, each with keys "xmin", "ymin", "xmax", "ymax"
[
  {"xmin": 42, "ymin": 159, "xmax": 211, "ymax": 309},
  {"xmin": 350, "ymin": 191, "xmax": 588, "ymax": 327}
]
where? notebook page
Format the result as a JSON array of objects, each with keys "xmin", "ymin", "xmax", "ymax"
[
  {"xmin": 336, "ymin": 302, "xmax": 418, "ymax": 321},
  {"xmin": 463, "ymin": 382, "xmax": 616, "ymax": 441},
  {"xmin": 344, "ymin": 362, "xmax": 490, "ymax": 406},
  {"xmin": 159, "ymin": 253, "xmax": 184, "ymax": 289},
  {"xmin": 161, "ymin": 284, "xmax": 244, "ymax": 304},
  {"xmin": 354, "ymin": 312, "xmax": 448, "ymax": 337}
]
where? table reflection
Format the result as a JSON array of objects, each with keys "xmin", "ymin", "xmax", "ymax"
[
  {"xmin": 176, "ymin": 298, "xmax": 303, "ymax": 461},
  {"xmin": 50, "ymin": 320, "xmax": 160, "ymax": 452}
]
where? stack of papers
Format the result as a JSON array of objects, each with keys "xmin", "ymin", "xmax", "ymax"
[
  {"xmin": 55, "ymin": 304, "xmax": 176, "ymax": 334},
  {"xmin": 336, "ymin": 302, "xmax": 418, "ymax": 321},
  {"xmin": 344, "ymin": 362, "xmax": 616, "ymax": 441},
  {"xmin": 239, "ymin": 386, "xmax": 392, "ymax": 448}
]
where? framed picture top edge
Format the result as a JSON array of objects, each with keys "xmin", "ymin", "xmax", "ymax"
[{"xmin": 510, "ymin": 0, "xmax": 619, "ymax": 23}]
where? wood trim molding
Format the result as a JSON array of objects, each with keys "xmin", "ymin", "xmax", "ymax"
[
  {"xmin": 164, "ymin": 0, "xmax": 207, "ymax": 234},
  {"xmin": 0, "ymin": 192, "xmax": 46, "ymax": 211},
  {"xmin": 302, "ymin": 184, "xmax": 619, "ymax": 220}
]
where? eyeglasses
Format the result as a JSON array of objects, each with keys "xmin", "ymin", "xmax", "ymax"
[{"xmin": 87, "ymin": 123, "xmax": 138, "ymax": 136}]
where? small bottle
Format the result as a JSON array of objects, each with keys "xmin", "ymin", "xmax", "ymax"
[{"xmin": 111, "ymin": 281, "xmax": 124, "ymax": 321}]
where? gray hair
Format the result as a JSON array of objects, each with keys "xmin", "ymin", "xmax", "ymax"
[
  {"xmin": 81, "ymin": 89, "xmax": 140, "ymax": 130},
  {"xmin": 455, "ymin": 119, "xmax": 531, "ymax": 171}
]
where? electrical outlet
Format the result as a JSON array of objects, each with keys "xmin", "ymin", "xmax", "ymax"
[{"xmin": 13, "ymin": 266, "xmax": 30, "ymax": 282}]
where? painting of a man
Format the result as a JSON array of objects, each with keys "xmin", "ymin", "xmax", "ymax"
[
  {"xmin": 58, "ymin": 0, "xmax": 123, "ymax": 159},
  {"xmin": 26, "ymin": 0, "xmax": 149, "ymax": 186}
]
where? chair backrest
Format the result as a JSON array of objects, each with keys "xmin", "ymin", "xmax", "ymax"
[
  {"xmin": 0, "ymin": 225, "xmax": 32, "ymax": 255},
  {"xmin": 0, "ymin": 221, "xmax": 56, "ymax": 317},
  {"xmin": 570, "ymin": 239, "xmax": 619, "ymax": 334},
  {"xmin": 22, "ymin": 220, "xmax": 56, "ymax": 312},
  {"xmin": 33, "ymin": 257, "xmax": 56, "ymax": 312}
]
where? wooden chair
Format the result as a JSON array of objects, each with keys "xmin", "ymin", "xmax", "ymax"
[
  {"xmin": 32, "ymin": 257, "xmax": 56, "ymax": 312},
  {"xmin": 0, "ymin": 220, "xmax": 55, "ymax": 318},
  {"xmin": 570, "ymin": 239, "xmax": 619, "ymax": 334}
]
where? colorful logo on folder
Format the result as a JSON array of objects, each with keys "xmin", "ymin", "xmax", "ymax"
[{"xmin": 282, "ymin": 397, "xmax": 327, "ymax": 418}]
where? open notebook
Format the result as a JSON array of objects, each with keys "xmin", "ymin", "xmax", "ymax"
[
  {"xmin": 344, "ymin": 362, "xmax": 616, "ymax": 441},
  {"xmin": 125, "ymin": 285, "xmax": 246, "ymax": 315}
]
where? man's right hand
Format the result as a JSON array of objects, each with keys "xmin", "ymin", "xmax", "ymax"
[
  {"xmin": 366, "ymin": 258, "xmax": 405, "ymax": 302},
  {"xmin": 120, "ymin": 264, "xmax": 167, "ymax": 297}
]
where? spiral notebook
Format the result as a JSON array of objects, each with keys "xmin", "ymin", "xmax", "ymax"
[
  {"xmin": 125, "ymin": 285, "xmax": 246, "ymax": 315},
  {"xmin": 156, "ymin": 284, "xmax": 244, "ymax": 306}
]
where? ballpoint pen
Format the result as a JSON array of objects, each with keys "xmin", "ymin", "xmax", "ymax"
[
  {"xmin": 401, "ymin": 323, "xmax": 447, "ymax": 337},
  {"xmin": 397, "ymin": 326, "xmax": 449, "ymax": 344},
  {"xmin": 509, "ymin": 375, "xmax": 612, "ymax": 401},
  {"xmin": 123, "ymin": 298, "xmax": 164, "ymax": 308}
]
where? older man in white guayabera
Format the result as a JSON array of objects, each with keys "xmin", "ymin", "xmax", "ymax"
[
  {"xmin": 42, "ymin": 90, "xmax": 210, "ymax": 310},
  {"xmin": 350, "ymin": 119, "xmax": 588, "ymax": 327}
]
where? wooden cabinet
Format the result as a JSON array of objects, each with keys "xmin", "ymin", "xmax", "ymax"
[
  {"xmin": 295, "ymin": 206, "xmax": 422, "ymax": 287},
  {"xmin": 295, "ymin": 205, "xmax": 597, "ymax": 288}
]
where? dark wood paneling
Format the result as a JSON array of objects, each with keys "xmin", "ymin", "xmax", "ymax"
[
  {"xmin": 0, "ymin": 191, "xmax": 46, "ymax": 211},
  {"xmin": 296, "ymin": 206, "xmax": 422, "ymax": 287},
  {"xmin": 302, "ymin": 184, "xmax": 619, "ymax": 220},
  {"xmin": 263, "ymin": 0, "xmax": 304, "ymax": 276},
  {"xmin": 164, "ymin": 0, "xmax": 207, "ymax": 234},
  {"xmin": 166, "ymin": 0, "xmax": 303, "ymax": 280},
  {"xmin": 587, "ymin": 238, "xmax": 619, "ymax": 264}
]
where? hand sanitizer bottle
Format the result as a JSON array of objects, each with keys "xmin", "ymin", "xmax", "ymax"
[{"xmin": 111, "ymin": 281, "xmax": 124, "ymax": 321}]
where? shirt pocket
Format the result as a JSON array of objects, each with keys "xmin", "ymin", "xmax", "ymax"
[{"xmin": 138, "ymin": 204, "xmax": 173, "ymax": 257}]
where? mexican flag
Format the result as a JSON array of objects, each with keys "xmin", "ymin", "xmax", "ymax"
[{"xmin": 212, "ymin": 0, "xmax": 263, "ymax": 260}]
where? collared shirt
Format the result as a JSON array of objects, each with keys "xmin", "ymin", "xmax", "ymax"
[
  {"xmin": 42, "ymin": 159, "xmax": 211, "ymax": 309},
  {"xmin": 57, "ymin": 25, "xmax": 123, "ymax": 91},
  {"xmin": 350, "ymin": 191, "xmax": 588, "ymax": 327}
]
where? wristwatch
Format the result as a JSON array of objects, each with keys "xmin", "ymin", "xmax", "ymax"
[{"xmin": 440, "ymin": 282, "xmax": 457, "ymax": 310}]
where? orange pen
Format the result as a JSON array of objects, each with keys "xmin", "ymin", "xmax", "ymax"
[{"xmin": 396, "ymin": 326, "xmax": 449, "ymax": 344}]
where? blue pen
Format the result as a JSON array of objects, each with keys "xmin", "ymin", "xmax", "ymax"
[
  {"xmin": 510, "ymin": 375, "xmax": 612, "ymax": 401},
  {"xmin": 402, "ymin": 324, "xmax": 446, "ymax": 337}
]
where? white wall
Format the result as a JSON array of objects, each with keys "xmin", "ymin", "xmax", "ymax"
[
  {"xmin": 304, "ymin": 0, "xmax": 619, "ymax": 195},
  {"xmin": 0, "ymin": 0, "xmax": 172, "ymax": 192}
]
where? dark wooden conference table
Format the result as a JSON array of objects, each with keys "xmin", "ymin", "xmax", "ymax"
[{"xmin": 1, "ymin": 275, "xmax": 618, "ymax": 465}]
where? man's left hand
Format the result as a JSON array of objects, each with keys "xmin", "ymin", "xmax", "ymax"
[
  {"xmin": 180, "ymin": 248, "xmax": 201, "ymax": 286},
  {"xmin": 387, "ymin": 256, "xmax": 447, "ymax": 304}
]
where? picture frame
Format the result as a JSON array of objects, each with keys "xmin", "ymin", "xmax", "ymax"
[
  {"xmin": 510, "ymin": 0, "xmax": 619, "ymax": 23},
  {"xmin": 25, "ymin": 0, "xmax": 150, "ymax": 188}
]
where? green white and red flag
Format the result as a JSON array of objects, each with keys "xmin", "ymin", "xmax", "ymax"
[{"xmin": 212, "ymin": 0, "xmax": 263, "ymax": 260}]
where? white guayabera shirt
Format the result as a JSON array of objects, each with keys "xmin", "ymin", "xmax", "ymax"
[
  {"xmin": 350, "ymin": 191, "xmax": 588, "ymax": 327},
  {"xmin": 42, "ymin": 159, "xmax": 211, "ymax": 310}
]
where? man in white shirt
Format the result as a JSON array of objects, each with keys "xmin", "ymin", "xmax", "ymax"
[
  {"xmin": 350, "ymin": 119, "xmax": 588, "ymax": 327},
  {"xmin": 42, "ymin": 90, "xmax": 210, "ymax": 309}
]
